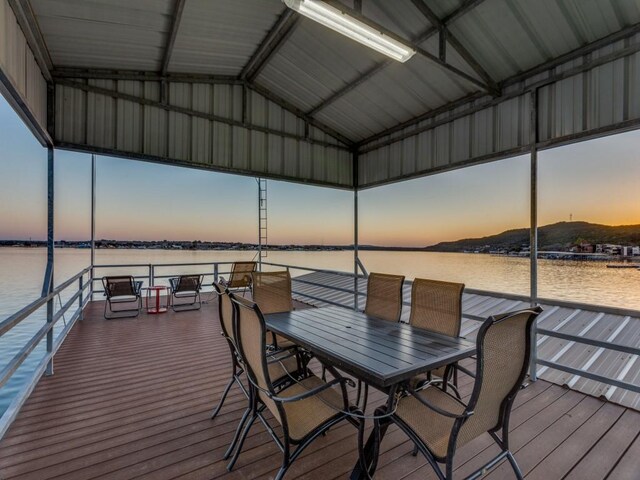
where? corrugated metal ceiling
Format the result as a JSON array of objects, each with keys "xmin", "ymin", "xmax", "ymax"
[
  {"xmin": 24, "ymin": 0, "xmax": 640, "ymax": 147},
  {"xmin": 170, "ymin": 0, "xmax": 284, "ymax": 75},
  {"xmin": 31, "ymin": 0, "xmax": 174, "ymax": 71}
]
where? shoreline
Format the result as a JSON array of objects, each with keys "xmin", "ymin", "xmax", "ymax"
[{"xmin": 1, "ymin": 245, "xmax": 639, "ymax": 263}]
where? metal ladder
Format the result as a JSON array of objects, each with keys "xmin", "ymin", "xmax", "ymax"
[{"xmin": 257, "ymin": 178, "xmax": 268, "ymax": 267}]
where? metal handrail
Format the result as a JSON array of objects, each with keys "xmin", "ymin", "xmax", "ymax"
[
  {"xmin": 0, "ymin": 266, "xmax": 91, "ymax": 337},
  {"xmin": 0, "ymin": 266, "xmax": 92, "ymax": 439}
]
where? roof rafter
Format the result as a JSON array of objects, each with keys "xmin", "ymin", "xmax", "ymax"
[
  {"xmin": 304, "ymin": 0, "xmax": 491, "ymax": 116},
  {"xmin": 160, "ymin": 0, "xmax": 187, "ymax": 75},
  {"xmin": 410, "ymin": 0, "xmax": 499, "ymax": 95},
  {"xmin": 239, "ymin": 8, "xmax": 300, "ymax": 82},
  {"xmin": 52, "ymin": 68, "xmax": 242, "ymax": 84}
]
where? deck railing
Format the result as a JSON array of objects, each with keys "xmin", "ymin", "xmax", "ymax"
[
  {"xmin": 2, "ymin": 258, "xmax": 638, "ymax": 442},
  {"xmin": 94, "ymin": 259, "xmax": 639, "ymax": 396},
  {"xmin": 0, "ymin": 266, "xmax": 92, "ymax": 438}
]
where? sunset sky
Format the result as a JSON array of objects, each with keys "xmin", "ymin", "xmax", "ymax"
[{"xmin": 1, "ymin": 97, "xmax": 639, "ymax": 247}]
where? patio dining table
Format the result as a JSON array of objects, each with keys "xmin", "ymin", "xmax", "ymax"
[{"xmin": 265, "ymin": 306, "xmax": 476, "ymax": 479}]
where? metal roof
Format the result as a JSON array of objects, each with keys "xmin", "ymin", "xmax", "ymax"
[{"xmin": 1, "ymin": 0, "xmax": 640, "ymax": 187}]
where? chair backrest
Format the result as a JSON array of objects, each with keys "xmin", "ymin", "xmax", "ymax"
[
  {"xmin": 456, "ymin": 307, "xmax": 542, "ymax": 448},
  {"xmin": 230, "ymin": 294, "xmax": 281, "ymax": 422},
  {"xmin": 228, "ymin": 262, "xmax": 257, "ymax": 288},
  {"xmin": 409, "ymin": 278, "xmax": 464, "ymax": 337},
  {"xmin": 213, "ymin": 282, "xmax": 234, "ymax": 342},
  {"xmin": 364, "ymin": 272, "xmax": 405, "ymax": 322},
  {"xmin": 175, "ymin": 274, "xmax": 202, "ymax": 292},
  {"xmin": 251, "ymin": 270, "xmax": 293, "ymax": 315},
  {"xmin": 103, "ymin": 276, "xmax": 137, "ymax": 298}
]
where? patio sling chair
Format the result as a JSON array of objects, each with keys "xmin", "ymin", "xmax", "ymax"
[
  {"xmin": 409, "ymin": 278, "xmax": 466, "ymax": 396},
  {"xmin": 227, "ymin": 293, "xmax": 360, "ymax": 479},
  {"xmin": 210, "ymin": 283, "xmax": 303, "ymax": 461},
  {"xmin": 221, "ymin": 261, "xmax": 256, "ymax": 296},
  {"xmin": 251, "ymin": 270, "xmax": 296, "ymax": 350},
  {"xmin": 101, "ymin": 276, "xmax": 143, "ymax": 319},
  {"xmin": 364, "ymin": 272, "xmax": 405, "ymax": 322},
  {"xmin": 370, "ymin": 306, "xmax": 543, "ymax": 480},
  {"xmin": 168, "ymin": 274, "xmax": 203, "ymax": 311}
]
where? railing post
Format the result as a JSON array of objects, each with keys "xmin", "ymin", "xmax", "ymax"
[
  {"xmin": 529, "ymin": 88, "xmax": 539, "ymax": 381},
  {"xmin": 214, "ymin": 263, "xmax": 219, "ymax": 284},
  {"xmin": 78, "ymin": 275, "xmax": 84, "ymax": 320},
  {"xmin": 149, "ymin": 264, "xmax": 154, "ymax": 287}
]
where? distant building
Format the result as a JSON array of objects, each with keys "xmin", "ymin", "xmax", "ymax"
[
  {"xmin": 575, "ymin": 242, "xmax": 594, "ymax": 253},
  {"xmin": 621, "ymin": 246, "xmax": 635, "ymax": 256},
  {"xmin": 632, "ymin": 246, "xmax": 640, "ymax": 256}
]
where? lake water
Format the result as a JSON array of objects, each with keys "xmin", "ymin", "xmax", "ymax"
[{"xmin": 1, "ymin": 247, "xmax": 639, "ymax": 416}]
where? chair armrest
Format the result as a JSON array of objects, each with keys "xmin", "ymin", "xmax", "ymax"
[
  {"xmin": 266, "ymin": 351, "xmax": 298, "ymax": 364},
  {"xmin": 456, "ymin": 364, "xmax": 476, "ymax": 378},
  {"xmin": 407, "ymin": 386, "xmax": 472, "ymax": 419},
  {"xmin": 134, "ymin": 281, "xmax": 143, "ymax": 295},
  {"xmin": 271, "ymin": 377, "xmax": 346, "ymax": 403}
]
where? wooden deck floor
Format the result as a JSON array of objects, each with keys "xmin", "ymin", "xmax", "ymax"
[{"xmin": 0, "ymin": 299, "xmax": 638, "ymax": 479}]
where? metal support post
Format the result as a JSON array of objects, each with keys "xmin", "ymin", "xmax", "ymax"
[
  {"xmin": 214, "ymin": 263, "xmax": 219, "ymax": 284},
  {"xmin": 353, "ymin": 153, "xmax": 359, "ymax": 311},
  {"xmin": 529, "ymin": 89, "xmax": 539, "ymax": 381},
  {"xmin": 354, "ymin": 189, "xmax": 359, "ymax": 311},
  {"xmin": 90, "ymin": 154, "xmax": 96, "ymax": 300},
  {"xmin": 43, "ymin": 146, "xmax": 54, "ymax": 376}
]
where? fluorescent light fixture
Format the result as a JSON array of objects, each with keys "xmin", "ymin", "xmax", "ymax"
[{"xmin": 283, "ymin": 0, "xmax": 416, "ymax": 62}]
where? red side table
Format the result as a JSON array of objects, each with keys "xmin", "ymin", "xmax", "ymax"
[{"xmin": 144, "ymin": 286, "xmax": 169, "ymax": 314}]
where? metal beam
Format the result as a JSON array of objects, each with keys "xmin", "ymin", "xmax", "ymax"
[
  {"xmin": 248, "ymin": 82, "xmax": 355, "ymax": 147},
  {"xmin": 56, "ymin": 79, "xmax": 350, "ymax": 150},
  {"xmin": 52, "ymin": 68, "xmax": 242, "ymax": 84},
  {"xmin": 358, "ymin": 25, "xmax": 640, "ymax": 151},
  {"xmin": 305, "ymin": 0, "xmax": 491, "ymax": 116},
  {"xmin": 504, "ymin": 21, "xmax": 640, "ymax": 88},
  {"xmin": 161, "ymin": 0, "xmax": 187, "ymax": 75},
  {"xmin": 55, "ymin": 141, "xmax": 353, "ymax": 190},
  {"xmin": 307, "ymin": 61, "xmax": 392, "ymax": 116},
  {"xmin": 90, "ymin": 154, "xmax": 96, "ymax": 300},
  {"xmin": 410, "ymin": 0, "xmax": 499, "ymax": 95},
  {"xmin": 44, "ymin": 146, "xmax": 54, "ymax": 376},
  {"xmin": 442, "ymin": 0, "xmax": 487, "ymax": 24},
  {"xmin": 7, "ymin": 0, "xmax": 53, "ymax": 81},
  {"xmin": 240, "ymin": 9, "xmax": 300, "ymax": 82},
  {"xmin": 353, "ymin": 151, "xmax": 359, "ymax": 311},
  {"xmin": 529, "ymin": 89, "xmax": 539, "ymax": 381}
]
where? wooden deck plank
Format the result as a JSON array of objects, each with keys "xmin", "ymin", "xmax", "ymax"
[
  {"xmin": 564, "ymin": 409, "xmax": 640, "ymax": 480},
  {"xmin": 606, "ymin": 429, "xmax": 640, "ymax": 480},
  {"xmin": 0, "ymin": 300, "xmax": 637, "ymax": 479},
  {"xmin": 526, "ymin": 402, "xmax": 625, "ymax": 480}
]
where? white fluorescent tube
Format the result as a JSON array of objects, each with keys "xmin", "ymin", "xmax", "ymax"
[{"xmin": 283, "ymin": 0, "xmax": 416, "ymax": 62}]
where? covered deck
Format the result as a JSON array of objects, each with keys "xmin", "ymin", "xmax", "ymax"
[{"xmin": 0, "ymin": 300, "xmax": 638, "ymax": 480}]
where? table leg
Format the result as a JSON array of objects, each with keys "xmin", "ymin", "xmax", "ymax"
[
  {"xmin": 350, "ymin": 384, "xmax": 397, "ymax": 479},
  {"xmin": 156, "ymin": 289, "xmax": 160, "ymax": 312}
]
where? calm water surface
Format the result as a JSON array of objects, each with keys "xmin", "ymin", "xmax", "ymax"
[{"xmin": 1, "ymin": 247, "xmax": 639, "ymax": 415}]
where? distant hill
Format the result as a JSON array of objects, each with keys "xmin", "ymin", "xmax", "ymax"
[{"xmin": 424, "ymin": 221, "xmax": 640, "ymax": 252}]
